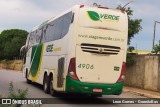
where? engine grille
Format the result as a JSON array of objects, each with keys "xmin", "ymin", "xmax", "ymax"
[{"xmin": 81, "ymin": 43, "xmax": 121, "ymax": 55}]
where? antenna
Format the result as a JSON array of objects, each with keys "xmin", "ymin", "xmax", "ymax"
[
  {"xmin": 122, "ymin": 0, "xmax": 133, "ymax": 9},
  {"xmin": 93, "ymin": 3, "xmax": 101, "ymax": 7},
  {"xmin": 116, "ymin": 0, "xmax": 122, "ymax": 6}
]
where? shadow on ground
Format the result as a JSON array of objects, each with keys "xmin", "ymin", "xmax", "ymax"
[{"xmin": 26, "ymin": 81, "xmax": 112, "ymax": 104}]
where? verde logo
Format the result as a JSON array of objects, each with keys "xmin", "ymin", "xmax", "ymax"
[
  {"xmin": 87, "ymin": 11, "xmax": 120, "ymax": 22},
  {"xmin": 46, "ymin": 44, "xmax": 53, "ymax": 52}
]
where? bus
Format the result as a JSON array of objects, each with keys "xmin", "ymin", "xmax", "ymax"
[{"xmin": 21, "ymin": 5, "xmax": 128, "ymax": 97}]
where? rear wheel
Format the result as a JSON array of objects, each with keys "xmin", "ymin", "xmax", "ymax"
[
  {"xmin": 91, "ymin": 94, "xmax": 102, "ymax": 97},
  {"xmin": 49, "ymin": 76, "xmax": 59, "ymax": 97},
  {"xmin": 43, "ymin": 74, "xmax": 50, "ymax": 94}
]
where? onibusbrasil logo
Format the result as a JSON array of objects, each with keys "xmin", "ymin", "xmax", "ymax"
[{"xmin": 87, "ymin": 11, "xmax": 120, "ymax": 22}]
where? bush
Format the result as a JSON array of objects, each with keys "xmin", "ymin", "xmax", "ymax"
[
  {"xmin": 152, "ymin": 44, "xmax": 160, "ymax": 54},
  {"xmin": 126, "ymin": 53, "xmax": 135, "ymax": 66},
  {"xmin": 0, "ymin": 82, "xmax": 42, "ymax": 107},
  {"xmin": 0, "ymin": 29, "xmax": 28, "ymax": 60}
]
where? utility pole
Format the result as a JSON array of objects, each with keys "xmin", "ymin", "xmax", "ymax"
[{"xmin": 152, "ymin": 21, "xmax": 160, "ymax": 50}]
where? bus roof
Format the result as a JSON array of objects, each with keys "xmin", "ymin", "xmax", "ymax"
[{"xmin": 31, "ymin": 5, "xmax": 126, "ymax": 32}]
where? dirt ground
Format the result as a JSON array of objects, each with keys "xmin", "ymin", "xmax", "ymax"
[{"xmin": 0, "ymin": 60, "xmax": 23, "ymax": 71}]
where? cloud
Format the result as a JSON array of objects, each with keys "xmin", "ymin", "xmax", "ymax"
[
  {"xmin": 0, "ymin": 0, "xmax": 90, "ymax": 32},
  {"xmin": 0, "ymin": 0, "xmax": 53, "ymax": 32},
  {"xmin": 0, "ymin": 0, "xmax": 160, "ymax": 50},
  {"xmin": 128, "ymin": 0, "xmax": 160, "ymax": 50},
  {"xmin": 0, "ymin": 0, "xmax": 125, "ymax": 31}
]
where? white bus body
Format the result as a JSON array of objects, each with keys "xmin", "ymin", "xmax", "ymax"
[{"xmin": 22, "ymin": 5, "xmax": 128, "ymax": 96}]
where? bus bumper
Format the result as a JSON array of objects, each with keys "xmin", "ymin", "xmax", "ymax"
[{"xmin": 66, "ymin": 76, "xmax": 124, "ymax": 95}]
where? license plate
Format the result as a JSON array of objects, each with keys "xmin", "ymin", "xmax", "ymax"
[{"xmin": 93, "ymin": 88, "xmax": 102, "ymax": 92}]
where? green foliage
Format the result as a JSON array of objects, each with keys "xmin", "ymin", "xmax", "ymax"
[
  {"xmin": 128, "ymin": 46, "xmax": 135, "ymax": 52},
  {"xmin": 8, "ymin": 82, "xmax": 28, "ymax": 107},
  {"xmin": 0, "ymin": 82, "xmax": 42, "ymax": 107},
  {"xmin": 116, "ymin": 5, "xmax": 141, "ymax": 66},
  {"xmin": 0, "ymin": 82, "xmax": 28, "ymax": 107},
  {"xmin": 151, "ymin": 44, "xmax": 160, "ymax": 54},
  {"xmin": 126, "ymin": 53, "xmax": 135, "ymax": 66},
  {"xmin": 117, "ymin": 5, "xmax": 142, "ymax": 45},
  {"xmin": 8, "ymin": 82, "xmax": 28, "ymax": 99},
  {"xmin": 127, "ymin": 46, "xmax": 136, "ymax": 66},
  {"xmin": 0, "ymin": 29, "xmax": 28, "ymax": 60}
]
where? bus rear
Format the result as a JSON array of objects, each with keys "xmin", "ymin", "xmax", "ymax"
[{"xmin": 66, "ymin": 5, "xmax": 128, "ymax": 95}]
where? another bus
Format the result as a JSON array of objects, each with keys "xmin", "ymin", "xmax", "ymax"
[{"xmin": 21, "ymin": 5, "xmax": 128, "ymax": 97}]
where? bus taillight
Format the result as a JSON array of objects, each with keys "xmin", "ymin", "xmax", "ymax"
[
  {"xmin": 116, "ymin": 62, "xmax": 126, "ymax": 83},
  {"xmin": 68, "ymin": 58, "xmax": 79, "ymax": 80}
]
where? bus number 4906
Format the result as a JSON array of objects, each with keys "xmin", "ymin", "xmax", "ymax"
[{"xmin": 78, "ymin": 64, "xmax": 94, "ymax": 69}]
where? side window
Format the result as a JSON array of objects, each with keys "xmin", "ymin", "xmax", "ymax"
[
  {"xmin": 42, "ymin": 18, "xmax": 63, "ymax": 43},
  {"xmin": 35, "ymin": 29, "xmax": 42, "ymax": 43},
  {"xmin": 28, "ymin": 29, "xmax": 42, "ymax": 47},
  {"xmin": 29, "ymin": 31, "xmax": 36, "ymax": 47},
  {"xmin": 43, "ymin": 23, "xmax": 55, "ymax": 42},
  {"xmin": 54, "ymin": 17, "xmax": 63, "ymax": 40},
  {"xmin": 41, "ymin": 25, "xmax": 47, "ymax": 43},
  {"xmin": 41, "ymin": 11, "xmax": 72, "ymax": 43},
  {"xmin": 61, "ymin": 12, "xmax": 72, "ymax": 38}
]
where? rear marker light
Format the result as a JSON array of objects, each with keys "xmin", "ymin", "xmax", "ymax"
[
  {"xmin": 107, "ymin": 88, "xmax": 114, "ymax": 90},
  {"xmin": 121, "ymin": 10, "xmax": 125, "ymax": 14},
  {"xmin": 80, "ymin": 5, "xmax": 84, "ymax": 8},
  {"xmin": 98, "ymin": 6, "xmax": 108, "ymax": 9},
  {"xmin": 81, "ymin": 86, "xmax": 89, "ymax": 90},
  {"xmin": 70, "ymin": 86, "xmax": 75, "ymax": 90}
]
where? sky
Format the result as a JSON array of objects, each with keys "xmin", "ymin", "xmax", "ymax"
[{"xmin": 0, "ymin": 0, "xmax": 160, "ymax": 51}]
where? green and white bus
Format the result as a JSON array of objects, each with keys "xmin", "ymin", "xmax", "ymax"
[{"xmin": 21, "ymin": 5, "xmax": 128, "ymax": 96}]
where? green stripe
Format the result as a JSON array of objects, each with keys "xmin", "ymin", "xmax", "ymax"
[
  {"xmin": 30, "ymin": 44, "xmax": 43, "ymax": 77},
  {"xmin": 66, "ymin": 76, "xmax": 123, "ymax": 95}
]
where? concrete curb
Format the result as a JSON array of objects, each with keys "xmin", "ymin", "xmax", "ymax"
[{"xmin": 123, "ymin": 86, "xmax": 160, "ymax": 98}]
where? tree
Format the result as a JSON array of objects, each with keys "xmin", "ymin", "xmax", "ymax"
[
  {"xmin": 116, "ymin": 5, "xmax": 142, "ymax": 66},
  {"xmin": 0, "ymin": 29, "xmax": 28, "ymax": 60},
  {"xmin": 117, "ymin": 5, "xmax": 142, "ymax": 45},
  {"xmin": 128, "ymin": 46, "xmax": 135, "ymax": 52},
  {"xmin": 152, "ymin": 44, "xmax": 160, "ymax": 54}
]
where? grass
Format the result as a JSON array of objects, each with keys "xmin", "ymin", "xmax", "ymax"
[{"xmin": 0, "ymin": 82, "xmax": 42, "ymax": 107}]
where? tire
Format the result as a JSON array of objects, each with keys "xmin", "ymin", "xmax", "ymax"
[
  {"xmin": 26, "ymin": 71, "xmax": 31, "ymax": 84},
  {"xmin": 49, "ymin": 76, "xmax": 59, "ymax": 97},
  {"xmin": 43, "ymin": 74, "xmax": 50, "ymax": 94},
  {"xmin": 91, "ymin": 94, "xmax": 102, "ymax": 97}
]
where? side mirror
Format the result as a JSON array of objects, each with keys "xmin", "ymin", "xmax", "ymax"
[
  {"xmin": 20, "ymin": 45, "xmax": 27, "ymax": 64},
  {"xmin": 20, "ymin": 45, "xmax": 27, "ymax": 56}
]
